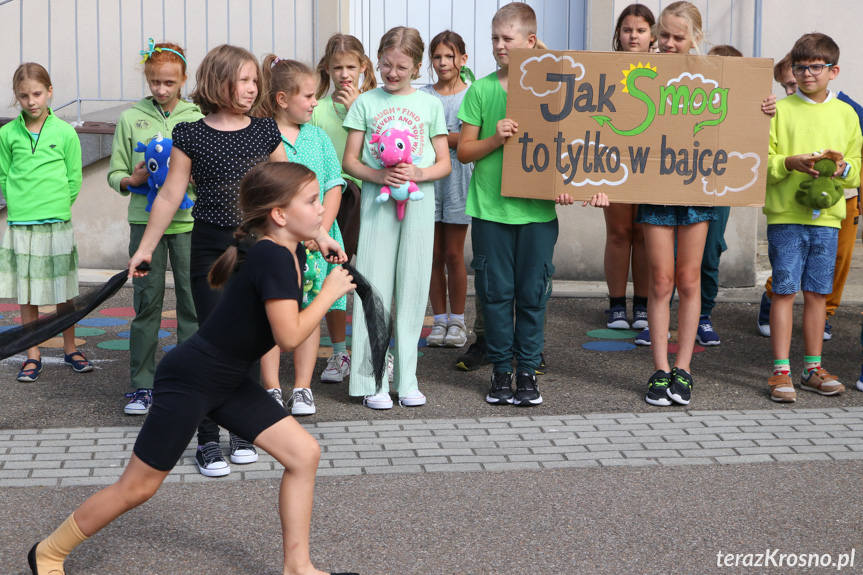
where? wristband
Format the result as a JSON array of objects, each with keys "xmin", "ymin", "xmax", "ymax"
[{"xmin": 841, "ymin": 162, "xmax": 851, "ymax": 179}]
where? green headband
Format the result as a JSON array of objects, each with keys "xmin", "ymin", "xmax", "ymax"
[{"xmin": 140, "ymin": 38, "xmax": 187, "ymax": 66}]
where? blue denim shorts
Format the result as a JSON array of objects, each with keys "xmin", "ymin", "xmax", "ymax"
[
  {"xmin": 767, "ymin": 224, "xmax": 838, "ymax": 295},
  {"xmin": 636, "ymin": 205, "xmax": 717, "ymax": 226}
]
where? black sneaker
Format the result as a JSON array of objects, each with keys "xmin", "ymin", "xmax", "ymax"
[
  {"xmin": 456, "ymin": 336, "xmax": 490, "ymax": 371},
  {"xmin": 486, "ymin": 371, "xmax": 513, "ymax": 404},
  {"xmin": 668, "ymin": 367, "xmax": 693, "ymax": 405},
  {"xmin": 195, "ymin": 442, "xmax": 230, "ymax": 477},
  {"xmin": 229, "ymin": 432, "xmax": 258, "ymax": 464},
  {"xmin": 513, "ymin": 369, "xmax": 543, "ymax": 406},
  {"xmin": 645, "ymin": 370, "xmax": 672, "ymax": 406},
  {"xmin": 535, "ymin": 352, "xmax": 547, "ymax": 375}
]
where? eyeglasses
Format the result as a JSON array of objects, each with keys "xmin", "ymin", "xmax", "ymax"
[{"xmin": 791, "ymin": 63, "xmax": 833, "ymax": 76}]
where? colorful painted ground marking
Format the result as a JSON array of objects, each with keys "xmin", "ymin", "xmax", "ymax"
[
  {"xmin": 586, "ymin": 329, "xmax": 638, "ymax": 340},
  {"xmin": 98, "ymin": 340, "xmax": 131, "ymax": 351},
  {"xmin": 582, "ymin": 341, "xmax": 637, "ymax": 352},
  {"xmin": 99, "ymin": 307, "xmax": 136, "ymax": 317}
]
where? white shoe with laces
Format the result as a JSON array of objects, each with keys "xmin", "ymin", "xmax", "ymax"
[
  {"xmin": 444, "ymin": 319, "xmax": 467, "ymax": 347},
  {"xmin": 426, "ymin": 321, "xmax": 447, "ymax": 347},
  {"xmin": 290, "ymin": 388, "xmax": 316, "ymax": 415},
  {"xmin": 321, "ymin": 351, "xmax": 351, "ymax": 383},
  {"xmin": 363, "ymin": 391, "xmax": 394, "ymax": 410},
  {"xmin": 399, "ymin": 389, "xmax": 426, "ymax": 407}
]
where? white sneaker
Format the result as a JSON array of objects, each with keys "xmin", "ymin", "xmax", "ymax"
[
  {"xmin": 399, "ymin": 389, "xmax": 426, "ymax": 407},
  {"xmin": 267, "ymin": 388, "xmax": 286, "ymax": 410},
  {"xmin": 321, "ymin": 351, "xmax": 351, "ymax": 383},
  {"xmin": 363, "ymin": 391, "xmax": 394, "ymax": 409},
  {"xmin": 387, "ymin": 351, "xmax": 394, "ymax": 383},
  {"xmin": 443, "ymin": 319, "xmax": 467, "ymax": 348},
  {"xmin": 426, "ymin": 321, "xmax": 447, "ymax": 347},
  {"xmin": 290, "ymin": 388, "xmax": 316, "ymax": 415}
]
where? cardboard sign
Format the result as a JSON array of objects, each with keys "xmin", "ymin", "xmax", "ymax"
[{"xmin": 501, "ymin": 49, "xmax": 773, "ymax": 206}]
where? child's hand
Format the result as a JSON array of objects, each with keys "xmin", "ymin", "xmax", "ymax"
[
  {"xmin": 381, "ymin": 165, "xmax": 409, "ymax": 187},
  {"xmin": 785, "ymin": 154, "xmax": 819, "ymax": 177},
  {"xmin": 583, "ymin": 193, "xmax": 610, "ymax": 207},
  {"xmin": 305, "ymin": 239, "xmax": 320, "ymax": 253},
  {"xmin": 321, "ymin": 266, "xmax": 356, "ymax": 299},
  {"xmin": 395, "ymin": 162, "xmax": 423, "ymax": 182},
  {"xmin": 333, "ymin": 82, "xmax": 360, "ymax": 111},
  {"xmin": 495, "ymin": 118, "xmax": 518, "ymax": 145},
  {"xmin": 124, "ymin": 161, "xmax": 149, "ymax": 189},
  {"xmin": 127, "ymin": 251, "xmax": 152, "ymax": 279},
  {"xmin": 555, "ymin": 193, "xmax": 576, "ymax": 205},
  {"xmin": 315, "ymin": 234, "xmax": 347, "ymax": 263},
  {"xmin": 761, "ymin": 94, "xmax": 777, "ymax": 117},
  {"xmin": 832, "ymin": 160, "xmax": 848, "ymax": 179}
]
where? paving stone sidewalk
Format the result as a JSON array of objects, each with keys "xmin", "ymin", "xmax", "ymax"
[{"xmin": 3, "ymin": 407, "xmax": 863, "ymax": 488}]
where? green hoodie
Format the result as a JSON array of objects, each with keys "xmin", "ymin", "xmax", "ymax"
[
  {"xmin": 0, "ymin": 109, "xmax": 82, "ymax": 222},
  {"xmin": 107, "ymin": 97, "xmax": 203, "ymax": 233}
]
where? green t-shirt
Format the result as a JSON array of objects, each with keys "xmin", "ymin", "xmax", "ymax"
[
  {"xmin": 342, "ymin": 88, "xmax": 447, "ymax": 197},
  {"xmin": 458, "ymin": 72, "xmax": 557, "ymax": 224}
]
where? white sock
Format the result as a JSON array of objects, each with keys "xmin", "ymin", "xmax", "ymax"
[
  {"xmin": 433, "ymin": 313, "xmax": 448, "ymax": 325},
  {"xmin": 449, "ymin": 313, "xmax": 465, "ymax": 325}
]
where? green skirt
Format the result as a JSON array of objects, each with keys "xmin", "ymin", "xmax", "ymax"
[{"xmin": 0, "ymin": 221, "xmax": 79, "ymax": 305}]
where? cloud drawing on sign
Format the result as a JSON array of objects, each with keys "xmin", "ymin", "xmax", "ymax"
[
  {"xmin": 665, "ymin": 72, "xmax": 721, "ymax": 109},
  {"xmin": 561, "ymin": 139, "xmax": 629, "ymax": 187},
  {"xmin": 520, "ymin": 53, "xmax": 584, "ymax": 97},
  {"xmin": 702, "ymin": 152, "xmax": 760, "ymax": 196}
]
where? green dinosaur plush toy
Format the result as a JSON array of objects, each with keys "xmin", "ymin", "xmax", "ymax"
[
  {"xmin": 795, "ymin": 158, "xmax": 844, "ymax": 211},
  {"xmin": 302, "ymin": 248, "xmax": 320, "ymax": 306}
]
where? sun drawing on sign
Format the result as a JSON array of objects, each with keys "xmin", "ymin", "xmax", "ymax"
[{"xmin": 621, "ymin": 62, "xmax": 657, "ymax": 93}]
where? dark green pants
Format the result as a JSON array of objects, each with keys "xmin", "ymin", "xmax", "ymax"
[
  {"xmin": 470, "ymin": 217, "xmax": 558, "ymax": 373},
  {"xmin": 129, "ymin": 225, "xmax": 197, "ymax": 389}
]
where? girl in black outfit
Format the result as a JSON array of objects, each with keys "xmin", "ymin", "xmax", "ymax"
[{"xmin": 29, "ymin": 163, "xmax": 357, "ymax": 575}]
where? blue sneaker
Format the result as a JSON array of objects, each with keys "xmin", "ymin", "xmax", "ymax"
[
  {"xmin": 124, "ymin": 388, "xmax": 153, "ymax": 415},
  {"xmin": 632, "ymin": 305, "xmax": 648, "ymax": 330},
  {"xmin": 757, "ymin": 292, "xmax": 771, "ymax": 337},
  {"xmin": 696, "ymin": 316, "xmax": 720, "ymax": 346},
  {"xmin": 605, "ymin": 305, "xmax": 630, "ymax": 329},
  {"xmin": 857, "ymin": 364, "xmax": 863, "ymax": 392},
  {"xmin": 823, "ymin": 321, "xmax": 832, "ymax": 341},
  {"xmin": 635, "ymin": 326, "xmax": 651, "ymax": 346}
]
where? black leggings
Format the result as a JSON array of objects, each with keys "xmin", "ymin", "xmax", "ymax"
[
  {"xmin": 190, "ymin": 221, "xmax": 261, "ymax": 445},
  {"xmin": 134, "ymin": 335, "xmax": 288, "ymax": 471}
]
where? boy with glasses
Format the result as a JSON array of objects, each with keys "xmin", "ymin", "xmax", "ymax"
[{"xmin": 765, "ymin": 33, "xmax": 862, "ymax": 402}]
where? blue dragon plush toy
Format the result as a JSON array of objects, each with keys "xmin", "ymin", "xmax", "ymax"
[{"xmin": 127, "ymin": 133, "xmax": 194, "ymax": 212}]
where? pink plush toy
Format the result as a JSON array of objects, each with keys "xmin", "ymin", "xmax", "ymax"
[{"xmin": 369, "ymin": 126, "xmax": 423, "ymax": 221}]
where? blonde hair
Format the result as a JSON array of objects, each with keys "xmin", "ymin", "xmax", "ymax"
[
  {"xmin": 377, "ymin": 27, "xmax": 424, "ymax": 80},
  {"xmin": 209, "ymin": 163, "xmax": 318, "ymax": 289},
  {"xmin": 11, "ymin": 62, "xmax": 52, "ymax": 107},
  {"xmin": 191, "ymin": 44, "xmax": 262, "ymax": 115},
  {"xmin": 258, "ymin": 56, "xmax": 316, "ymax": 120},
  {"xmin": 316, "ymin": 34, "xmax": 376, "ymax": 100},
  {"xmin": 492, "ymin": 3, "xmax": 545, "ymax": 49},
  {"xmin": 656, "ymin": 1, "xmax": 704, "ymax": 55}
]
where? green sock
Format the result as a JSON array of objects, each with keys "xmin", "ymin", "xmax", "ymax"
[
  {"xmin": 773, "ymin": 359, "xmax": 790, "ymax": 376},
  {"xmin": 332, "ymin": 341, "xmax": 347, "ymax": 355},
  {"xmin": 804, "ymin": 355, "xmax": 821, "ymax": 373}
]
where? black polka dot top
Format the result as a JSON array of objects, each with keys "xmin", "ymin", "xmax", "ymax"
[{"xmin": 172, "ymin": 117, "xmax": 282, "ymax": 227}]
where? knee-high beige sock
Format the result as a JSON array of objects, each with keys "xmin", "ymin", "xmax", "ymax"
[{"xmin": 34, "ymin": 513, "xmax": 88, "ymax": 574}]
